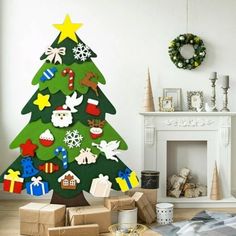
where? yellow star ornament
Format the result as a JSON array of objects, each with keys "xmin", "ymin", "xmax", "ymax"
[
  {"xmin": 53, "ymin": 15, "xmax": 83, "ymax": 43},
  {"xmin": 33, "ymin": 93, "xmax": 51, "ymax": 111}
]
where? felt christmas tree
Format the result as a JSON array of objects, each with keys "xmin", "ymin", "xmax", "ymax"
[{"xmin": 0, "ymin": 15, "xmax": 139, "ymax": 206}]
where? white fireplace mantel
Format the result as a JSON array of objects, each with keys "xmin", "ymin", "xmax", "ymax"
[{"xmin": 140, "ymin": 112, "xmax": 236, "ymax": 208}]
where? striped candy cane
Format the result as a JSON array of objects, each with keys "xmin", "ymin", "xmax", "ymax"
[
  {"xmin": 54, "ymin": 146, "xmax": 68, "ymax": 169},
  {"xmin": 61, "ymin": 68, "xmax": 75, "ymax": 90}
]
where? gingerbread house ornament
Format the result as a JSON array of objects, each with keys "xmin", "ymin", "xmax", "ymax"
[{"xmin": 57, "ymin": 171, "xmax": 80, "ymax": 190}]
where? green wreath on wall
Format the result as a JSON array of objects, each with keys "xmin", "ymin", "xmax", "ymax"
[{"xmin": 168, "ymin": 33, "xmax": 206, "ymax": 70}]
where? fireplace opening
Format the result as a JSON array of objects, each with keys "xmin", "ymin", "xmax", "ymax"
[{"xmin": 167, "ymin": 141, "xmax": 207, "ymax": 198}]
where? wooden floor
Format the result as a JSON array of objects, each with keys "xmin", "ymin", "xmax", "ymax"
[{"xmin": 1, "ymin": 200, "xmax": 236, "ymax": 236}]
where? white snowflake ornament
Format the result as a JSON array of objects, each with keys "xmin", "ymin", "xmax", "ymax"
[
  {"xmin": 64, "ymin": 130, "xmax": 83, "ymax": 148},
  {"xmin": 72, "ymin": 43, "xmax": 92, "ymax": 62}
]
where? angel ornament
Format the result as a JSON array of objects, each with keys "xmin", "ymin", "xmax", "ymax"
[{"xmin": 92, "ymin": 140, "xmax": 120, "ymax": 162}]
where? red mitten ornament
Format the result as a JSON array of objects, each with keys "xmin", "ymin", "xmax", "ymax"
[{"xmin": 85, "ymin": 99, "xmax": 101, "ymax": 116}]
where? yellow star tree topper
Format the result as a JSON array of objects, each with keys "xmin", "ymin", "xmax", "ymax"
[
  {"xmin": 33, "ymin": 93, "xmax": 51, "ymax": 111},
  {"xmin": 53, "ymin": 15, "xmax": 83, "ymax": 43}
]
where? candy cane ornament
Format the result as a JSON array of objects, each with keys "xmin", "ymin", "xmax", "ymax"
[
  {"xmin": 61, "ymin": 68, "xmax": 75, "ymax": 90},
  {"xmin": 54, "ymin": 146, "xmax": 68, "ymax": 169}
]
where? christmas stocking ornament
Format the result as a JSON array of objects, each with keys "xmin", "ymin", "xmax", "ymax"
[{"xmin": 85, "ymin": 99, "xmax": 101, "ymax": 116}]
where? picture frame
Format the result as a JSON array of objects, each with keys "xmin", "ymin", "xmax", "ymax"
[
  {"xmin": 159, "ymin": 96, "xmax": 174, "ymax": 112},
  {"xmin": 187, "ymin": 91, "xmax": 204, "ymax": 111},
  {"xmin": 163, "ymin": 88, "xmax": 182, "ymax": 111}
]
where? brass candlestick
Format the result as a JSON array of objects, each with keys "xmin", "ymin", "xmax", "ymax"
[{"xmin": 221, "ymin": 87, "xmax": 230, "ymax": 112}]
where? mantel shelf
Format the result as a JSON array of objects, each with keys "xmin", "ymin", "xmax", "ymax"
[{"xmin": 140, "ymin": 111, "xmax": 236, "ymax": 116}]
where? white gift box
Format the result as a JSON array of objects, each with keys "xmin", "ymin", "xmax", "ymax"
[{"xmin": 90, "ymin": 174, "xmax": 112, "ymax": 197}]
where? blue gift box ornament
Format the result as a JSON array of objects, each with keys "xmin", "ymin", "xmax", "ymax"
[{"xmin": 26, "ymin": 176, "xmax": 49, "ymax": 196}]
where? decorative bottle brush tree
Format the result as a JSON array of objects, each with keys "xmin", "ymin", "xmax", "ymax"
[{"xmin": 0, "ymin": 15, "xmax": 139, "ymax": 206}]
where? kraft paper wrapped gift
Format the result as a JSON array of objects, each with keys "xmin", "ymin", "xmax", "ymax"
[
  {"xmin": 125, "ymin": 187, "xmax": 157, "ymax": 211},
  {"xmin": 104, "ymin": 195, "xmax": 135, "ymax": 211},
  {"xmin": 67, "ymin": 205, "xmax": 111, "ymax": 233},
  {"xmin": 48, "ymin": 224, "xmax": 99, "ymax": 236},
  {"xmin": 132, "ymin": 192, "xmax": 156, "ymax": 224},
  {"xmin": 19, "ymin": 202, "xmax": 65, "ymax": 236}
]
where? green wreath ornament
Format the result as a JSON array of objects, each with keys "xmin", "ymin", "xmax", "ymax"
[{"xmin": 168, "ymin": 33, "xmax": 206, "ymax": 70}]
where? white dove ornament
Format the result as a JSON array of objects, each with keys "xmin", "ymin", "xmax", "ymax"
[{"xmin": 65, "ymin": 92, "xmax": 83, "ymax": 113}]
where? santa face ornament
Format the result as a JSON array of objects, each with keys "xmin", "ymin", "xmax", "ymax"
[{"xmin": 51, "ymin": 106, "xmax": 73, "ymax": 128}]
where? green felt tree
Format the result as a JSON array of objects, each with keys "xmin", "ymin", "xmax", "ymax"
[{"xmin": 0, "ymin": 15, "xmax": 139, "ymax": 206}]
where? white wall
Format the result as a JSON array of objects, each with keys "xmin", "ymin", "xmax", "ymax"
[{"xmin": 1, "ymin": 0, "xmax": 236, "ymax": 194}]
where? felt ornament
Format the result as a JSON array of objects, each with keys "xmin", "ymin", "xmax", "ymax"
[
  {"xmin": 85, "ymin": 98, "xmax": 101, "ymax": 116},
  {"xmin": 57, "ymin": 170, "xmax": 80, "ymax": 190},
  {"xmin": 90, "ymin": 174, "xmax": 112, "ymax": 197},
  {"xmin": 21, "ymin": 157, "xmax": 39, "ymax": 178},
  {"xmin": 73, "ymin": 43, "xmax": 92, "ymax": 62},
  {"xmin": 26, "ymin": 176, "xmax": 49, "ymax": 196},
  {"xmin": 54, "ymin": 146, "xmax": 68, "ymax": 169},
  {"xmin": 20, "ymin": 139, "xmax": 38, "ymax": 157},
  {"xmin": 88, "ymin": 120, "xmax": 106, "ymax": 139},
  {"xmin": 92, "ymin": 140, "xmax": 120, "ymax": 162},
  {"xmin": 33, "ymin": 93, "xmax": 51, "ymax": 111},
  {"xmin": 39, "ymin": 129, "xmax": 54, "ymax": 147},
  {"xmin": 3, "ymin": 169, "xmax": 24, "ymax": 194},
  {"xmin": 75, "ymin": 148, "xmax": 97, "ymax": 165},
  {"xmin": 80, "ymin": 72, "xmax": 98, "ymax": 96},
  {"xmin": 45, "ymin": 47, "xmax": 66, "ymax": 64},
  {"xmin": 53, "ymin": 15, "xmax": 82, "ymax": 43},
  {"xmin": 116, "ymin": 168, "xmax": 139, "ymax": 192},
  {"xmin": 65, "ymin": 92, "xmax": 83, "ymax": 113},
  {"xmin": 61, "ymin": 68, "xmax": 75, "ymax": 90},
  {"xmin": 38, "ymin": 162, "xmax": 59, "ymax": 174},
  {"xmin": 40, "ymin": 67, "xmax": 57, "ymax": 82},
  {"xmin": 64, "ymin": 130, "xmax": 83, "ymax": 149},
  {"xmin": 51, "ymin": 106, "xmax": 73, "ymax": 128}
]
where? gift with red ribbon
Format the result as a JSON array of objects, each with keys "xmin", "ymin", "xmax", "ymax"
[
  {"xmin": 3, "ymin": 169, "xmax": 24, "ymax": 194},
  {"xmin": 26, "ymin": 176, "xmax": 49, "ymax": 196}
]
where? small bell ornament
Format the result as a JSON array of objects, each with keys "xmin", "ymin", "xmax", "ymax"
[{"xmin": 21, "ymin": 157, "xmax": 39, "ymax": 178}]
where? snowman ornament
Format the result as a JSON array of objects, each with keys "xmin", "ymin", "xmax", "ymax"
[{"xmin": 51, "ymin": 92, "xmax": 83, "ymax": 128}]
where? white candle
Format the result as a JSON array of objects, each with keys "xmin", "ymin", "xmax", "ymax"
[
  {"xmin": 210, "ymin": 72, "xmax": 217, "ymax": 79},
  {"xmin": 222, "ymin": 75, "xmax": 229, "ymax": 88}
]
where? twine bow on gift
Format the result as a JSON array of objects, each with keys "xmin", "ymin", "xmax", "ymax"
[
  {"xmin": 118, "ymin": 168, "xmax": 132, "ymax": 189},
  {"xmin": 6, "ymin": 169, "xmax": 21, "ymax": 181},
  {"xmin": 45, "ymin": 46, "xmax": 66, "ymax": 64}
]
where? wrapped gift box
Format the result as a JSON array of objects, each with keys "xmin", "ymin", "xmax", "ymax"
[
  {"xmin": 104, "ymin": 195, "xmax": 135, "ymax": 211},
  {"xmin": 26, "ymin": 176, "xmax": 49, "ymax": 196},
  {"xmin": 48, "ymin": 224, "xmax": 99, "ymax": 236},
  {"xmin": 67, "ymin": 205, "xmax": 111, "ymax": 233},
  {"xmin": 125, "ymin": 187, "xmax": 157, "ymax": 211},
  {"xmin": 131, "ymin": 192, "xmax": 156, "ymax": 224},
  {"xmin": 115, "ymin": 168, "xmax": 139, "ymax": 192},
  {"xmin": 19, "ymin": 203, "xmax": 65, "ymax": 236},
  {"xmin": 90, "ymin": 174, "xmax": 112, "ymax": 197},
  {"xmin": 3, "ymin": 169, "xmax": 24, "ymax": 194}
]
